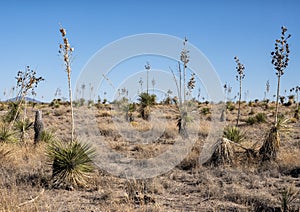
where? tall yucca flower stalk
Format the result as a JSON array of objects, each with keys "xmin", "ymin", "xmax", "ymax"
[
  {"xmin": 234, "ymin": 56, "xmax": 245, "ymax": 127},
  {"xmin": 180, "ymin": 37, "xmax": 190, "ymax": 104},
  {"xmin": 59, "ymin": 27, "xmax": 75, "ymax": 142},
  {"xmin": 271, "ymin": 26, "xmax": 291, "ymax": 125},
  {"xmin": 9, "ymin": 67, "xmax": 44, "ymax": 136},
  {"xmin": 145, "ymin": 62, "xmax": 150, "ymax": 95}
]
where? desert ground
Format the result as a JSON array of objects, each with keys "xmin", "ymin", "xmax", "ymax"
[{"xmin": 0, "ymin": 100, "xmax": 299, "ymax": 211}]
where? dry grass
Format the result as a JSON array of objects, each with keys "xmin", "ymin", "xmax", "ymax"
[{"xmin": 0, "ymin": 102, "xmax": 299, "ymax": 211}]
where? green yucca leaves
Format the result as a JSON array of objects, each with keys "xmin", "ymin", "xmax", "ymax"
[
  {"xmin": 0, "ymin": 123, "xmax": 17, "ymax": 143},
  {"xmin": 46, "ymin": 140, "xmax": 96, "ymax": 188},
  {"xmin": 223, "ymin": 126, "xmax": 245, "ymax": 143}
]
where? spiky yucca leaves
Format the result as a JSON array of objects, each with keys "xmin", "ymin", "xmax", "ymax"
[
  {"xmin": 46, "ymin": 140, "xmax": 96, "ymax": 188},
  {"xmin": 0, "ymin": 123, "xmax": 16, "ymax": 143},
  {"xmin": 259, "ymin": 118, "xmax": 289, "ymax": 161},
  {"xmin": 223, "ymin": 126, "xmax": 245, "ymax": 143},
  {"xmin": 14, "ymin": 118, "xmax": 33, "ymax": 142},
  {"xmin": 138, "ymin": 92, "xmax": 156, "ymax": 120}
]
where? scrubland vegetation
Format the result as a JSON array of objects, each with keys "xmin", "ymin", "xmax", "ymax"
[{"xmin": 0, "ymin": 26, "xmax": 299, "ymax": 211}]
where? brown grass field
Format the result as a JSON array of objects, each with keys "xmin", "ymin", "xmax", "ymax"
[{"xmin": 0, "ymin": 101, "xmax": 299, "ymax": 211}]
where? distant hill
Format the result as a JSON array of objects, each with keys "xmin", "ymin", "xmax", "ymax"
[{"xmin": 4, "ymin": 97, "xmax": 42, "ymax": 103}]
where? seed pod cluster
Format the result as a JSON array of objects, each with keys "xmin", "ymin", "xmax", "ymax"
[
  {"xmin": 271, "ymin": 26, "xmax": 291, "ymax": 76},
  {"xmin": 15, "ymin": 66, "xmax": 44, "ymax": 97},
  {"xmin": 180, "ymin": 38, "xmax": 190, "ymax": 68},
  {"xmin": 234, "ymin": 56, "xmax": 245, "ymax": 80},
  {"xmin": 59, "ymin": 28, "xmax": 74, "ymax": 75}
]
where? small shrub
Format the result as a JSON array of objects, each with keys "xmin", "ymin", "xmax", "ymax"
[
  {"xmin": 223, "ymin": 126, "xmax": 245, "ymax": 143},
  {"xmin": 226, "ymin": 102, "xmax": 235, "ymax": 111},
  {"xmin": 201, "ymin": 107, "xmax": 210, "ymax": 115},
  {"xmin": 255, "ymin": 113, "xmax": 267, "ymax": 123},
  {"xmin": 49, "ymin": 99, "xmax": 61, "ymax": 108},
  {"xmin": 246, "ymin": 113, "xmax": 267, "ymax": 125},
  {"xmin": 246, "ymin": 116, "xmax": 256, "ymax": 125}
]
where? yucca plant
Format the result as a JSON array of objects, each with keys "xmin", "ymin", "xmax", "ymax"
[
  {"xmin": 46, "ymin": 140, "xmax": 96, "ymax": 188},
  {"xmin": 223, "ymin": 126, "xmax": 245, "ymax": 143},
  {"xmin": 170, "ymin": 38, "xmax": 196, "ymax": 138},
  {"xmin": 234, "ymin": 56, "xmax": 245, "ymax": 127},
  {"xmin": 0, "ymin": 123, "xmax": 16, "ymax": 143},
  {"xmin": 259, "ymin": 26, "xmax": 291, "ymax": 162},
  {"xmin": 255, "ymin": 113, "xmax": 267, "ymax": 123},
  {"xmin": 204, "ymin": 137, "xmax": 235, "ymax": 166},
  {"xmin": 259, "ymin": 118, "xmax": 289, "ymax": 161},
  {"xmin": 138, "ymin": 92, "xmax": 156, "ymax": 120},
  {"xmin": 14, "ymin": 118, "xmax": 33, "ymax": 142}
]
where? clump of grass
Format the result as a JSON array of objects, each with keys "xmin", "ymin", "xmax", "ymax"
[
  {"xmin": 278, "ymin": 185, "xmax": 299, "ymax": 212},
  {"xmin": 255, "ymin": 113, "xmax": 267, "ymax": 123},
  {"xmin": 125, "ymin": 178, "xmax": 156, "ymax": 206},
  {"xmin": 46, "ymin": 140, "xmax": 96, "ymax": 188},
  {"xmin": 223, "ymin": 126, "xmax": 245, "ymax": 143},
  {"xmin": 246, "ymin": 113, "xmax": 267, "ymax": 125},
  {"xmin": 40, "ymin": 130, "xmax": 56, "ymax": 143},
  {"xmin": 246, "ymin": 116, "xmax": 256, "ymax": 125}
]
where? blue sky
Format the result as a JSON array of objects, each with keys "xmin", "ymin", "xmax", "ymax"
[{"xmin": 0, "ymin": 0, "xmax": 299, "ymax": 102}]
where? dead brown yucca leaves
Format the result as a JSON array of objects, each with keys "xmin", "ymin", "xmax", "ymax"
[
  {"xmin": 259, "ymin": 118, "xmax": 289, "ymax": 162},
  {"xmin": 204, "ymin": 137, "xmax": 235, "ymax": 166}
]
